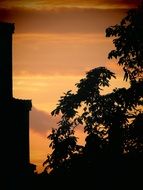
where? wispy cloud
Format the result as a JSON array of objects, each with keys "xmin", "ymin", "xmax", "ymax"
[
  {"xmin": 0, "ymin": 8, "xmax": 125, "ymax": 34},
  {"xmin": 13, "ymin": 33, "xmax": 112, "ymax": 76},
  {"xmin": 0, "ymin": 0, "xmax": 140, "ymax": 9}
]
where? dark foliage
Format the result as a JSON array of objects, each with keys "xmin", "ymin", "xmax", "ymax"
[{"xmin": 42, "ymin": 2, "xmax": 143, "ymax": 187}]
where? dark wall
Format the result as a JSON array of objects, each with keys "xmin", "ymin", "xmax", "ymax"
[
  {"xmin": 0, "ymin": 99, "xmax": 32, "ymax": 176},
  {"xmin": 0, "ymin": 23, "xmax": 14, "ymax": 100}
]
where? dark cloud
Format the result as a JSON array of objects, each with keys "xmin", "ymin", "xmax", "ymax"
[
  {"xmin": 98, "ymin": 0, "xmax": 140, "ymax": 7},
  {"xmin": 30, "ymin": 106, "xmax": 59, "ymax": 135},
  {"xmin": 0, "ymin": 7, "xmax": 126, "ymax": 34}
]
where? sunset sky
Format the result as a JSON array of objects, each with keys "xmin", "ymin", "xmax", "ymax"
[{"xmin": 0, "ymin": 0, "xmax": 140, "ymax": 173}]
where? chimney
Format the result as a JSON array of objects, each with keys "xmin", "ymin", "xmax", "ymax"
[{"xmin": 0, "ymin": 22, "xmax": 14, "ymax": 100}]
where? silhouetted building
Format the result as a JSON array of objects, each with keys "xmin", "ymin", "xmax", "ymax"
[{"xmin": 0, "ymin": 22, "xmax": 36, "ymax": 177}]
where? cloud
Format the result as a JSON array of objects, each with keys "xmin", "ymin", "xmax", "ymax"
[
  {"xmin": 0, "ymin": 7, "xmax": 126, "ymax": 34},
  {"xmin": 91, "ymin": 0, "xmax": 140, "ymax": 9},
  {"xmin": 30, "ymin": 106, "xmax": 87, "ymax": 147},
  {"xmin": 0, "ymin": 0, "xmax": 140, "ymax": 9},
  {"xmin": 30, "ymin": 106, "xmax": 59, "ymax": 135},
  {"xmin": 29, "ymin": 106, "xmax": 87, "ymax": 147},
  {"xmin": 13, "ymin": 33, "xmax": 112, "ymax": 76}
]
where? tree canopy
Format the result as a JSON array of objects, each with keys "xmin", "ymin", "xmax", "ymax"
[{"xmin": 43, "ymin": 2, "xmax": 143, "ymax": 183}]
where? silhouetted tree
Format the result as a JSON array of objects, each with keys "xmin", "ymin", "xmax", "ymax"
[
  {"xmin": 44, "ymin": 2, "xmax": 143, "ymax": 182},
  {"xmin": 106, "ymin": 3, "xmax": 143, "ymax": 82},
  {"xmin": 106, "ymin": 2, "xmax": 143, "ymax": 156}
]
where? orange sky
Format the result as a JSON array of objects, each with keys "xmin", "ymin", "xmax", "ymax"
[{"xmin": 0, "ymin": 0, "xmax": 140, "ymax": 173}]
